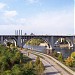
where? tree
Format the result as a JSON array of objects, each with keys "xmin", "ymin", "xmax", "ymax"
[
  {"xmin": 3, "ymin": 70, "xmax": 12, "ymax": 75},
  {"xmin": 26, "ymin": 38, "xmax": 44, "ymax": 46},
  {"xmin": 29, "ymin": 61, "xmax": 33, "ymax": 69},
  {"xmin": 0, "ymin": 56, "xmax": 9, "ymax": 72},
  {"xmin": 39, "ymin": 61, "xmax": 45, "ymax": 73},
  {"xmin": 58, "ymin": 53, "xmax": 63, "ymax": 62},
  {"xmin": 35, "ymin": 60, "xmax": 45, "ymax": 75},
  {"xmin": 35, "ymin": 56, "xmax": 45, "ymax": 75},
  {"xmin": 71, "ymin": 52, "xmax": 75, "ymax": 60},
  {"xmin": 65, "ymin": 57, "xmax": 73, "ymax": 67},
  {"xmin": 0, "ymin": 45, "xmax": 44, "ymax": 75},
  {"xmin": 23, "ymin": 62, "xmax": 35, "ymax": 75},
  {"xmin": 53, "ymin": 51, "xmax": 58, "ymax": 57},
  {"xmin": 71, "ymin": 52, "xmax": 75, "ymax": 66},
  {"xmin": 12, "ymin": 64, "xmax": 23, "ymax": 75},
  {"xmin": 35, "ymin": 56, "xmax": 40, "ymax": 65}
]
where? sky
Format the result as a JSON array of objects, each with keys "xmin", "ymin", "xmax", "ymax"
[{"xmin": 0, "ymin": 0, "xmax": 74, "ymax": 35}]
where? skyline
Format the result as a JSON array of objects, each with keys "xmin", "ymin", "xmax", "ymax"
[{"xmin": 0, "ymin": 0, "xmax": 74, "ymax": 35}]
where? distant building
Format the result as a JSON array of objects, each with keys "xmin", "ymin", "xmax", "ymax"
[
  {"xmin": 25, "ymin": 33, "xmax": 27, "ymax": 35},
  {"xmin": 30, "ymin": 33, "xmax": 35, "ymax": 35}
]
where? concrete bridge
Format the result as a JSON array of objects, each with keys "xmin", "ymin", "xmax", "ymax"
[{"xmin": 0, "ymin": 35, "xmax": 75, "ymax": 50}]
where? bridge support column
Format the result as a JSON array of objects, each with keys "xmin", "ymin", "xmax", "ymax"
[
  {"xmin": 50, "ymin": 36, "xmax": 54, "ymax": 50},
  {"xmin": 17, "ymin": 36, "xmax": 22, "ymax": 47},
  {"xmin": 1, "ymin": 36, "xmax": 3, "ymax": 44},
  {"xmin": 21, "ymin": 38, "xmax": 24, "ymax": 48},
  {"xmin": 73, "ymin": 36, "xmax": 75, "ymax": 51},
  {"xmin": 47, "ymin": 36, "xmax": 54, "ymax": 55}
]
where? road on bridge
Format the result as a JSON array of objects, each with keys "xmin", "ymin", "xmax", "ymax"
[{"xmin": 20, "ymin": 50, "xmax": 71, "ymax": 75}]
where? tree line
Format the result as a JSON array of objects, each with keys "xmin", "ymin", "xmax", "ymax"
[
  {"xmin": 26, "ymin": 38, "xmax": 44, "ymax": 46},
  {"xmin": 0, "ymin": 44, "xmax": 45, "ymax": 75}
]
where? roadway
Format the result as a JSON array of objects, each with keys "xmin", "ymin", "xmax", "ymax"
[{"xmin": 20, "ymin": 50, "xmax": 71, "ymax": 75}]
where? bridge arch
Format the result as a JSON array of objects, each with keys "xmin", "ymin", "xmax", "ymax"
[
  {"xmin": 3, "ymin": 37, "xmax": 17, "ymax": 47},
  {"xmin": 22, "ymin": 37, "xmax": 52, "ymax": 49},
  {"xmin": 54, "ymin": 37, "xmax": 73, "ymax": 48}
]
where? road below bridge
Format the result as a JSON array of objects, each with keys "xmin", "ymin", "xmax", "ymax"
[{"xmin": 20, "ymin": 49, "xmax": 71, "ymax": 75}]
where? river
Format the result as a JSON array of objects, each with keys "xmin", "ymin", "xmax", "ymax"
[{"xmin": 23, "ymin": 44, "xmax": 75, "ymax": 58}]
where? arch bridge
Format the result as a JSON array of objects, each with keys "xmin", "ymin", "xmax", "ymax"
[{"xmin": 0, "ymin": 35, "xmax": 74, "ymax": 49}]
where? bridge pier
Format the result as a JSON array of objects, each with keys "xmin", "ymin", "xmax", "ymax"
[
  {"xmin": 1, "ymin": 36, "xmax": 4, "ymax": 45},
  {"xmin": 17, "ymin": 36, "xmax": 22, "ymax": 47}
]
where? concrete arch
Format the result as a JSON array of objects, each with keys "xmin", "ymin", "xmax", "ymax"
[
  {"xmin": 22, "ymin": 37, "xmax": 52, "ymax": 49},
  {"xmin": 3, "ymin": 38, "xmax": 17, "ymax": 47},
  {"xmin": 54, "ymin": 37, "xmax": 73, "ymax": 48}
]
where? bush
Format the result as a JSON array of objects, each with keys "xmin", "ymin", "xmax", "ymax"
[
  {"xmin": 35, "ymin": 56, "xmax": 40, "ymax": 65},
  {"xmin": 53, "ymin": 51, "xmax": 58, "ymax": 57},
  {"xmin": 58, "ymin": 53, "xmax": 63, "ymax": 62},
  {"xmin": 35, "ymin": 56, "xmax": 45, "ymax": 75},
  {"xmin": 71, "ymin": 52, "xmax": 75, "ymax": 60},
  {"xmin": 0, "ymin": 45, "xmax": 45, "ymax": 75},
  {"xmin": 65, "ymin": 57, "xmax": 73, "ymax": 67}
]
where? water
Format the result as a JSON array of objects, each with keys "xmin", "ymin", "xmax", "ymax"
[
  {"xmin": 23, "ymin": 44, "xmax": 75, "ymax": 58},
  {"xmin": 54, "ymin": 47, "xmax": 74, "ymax": 58},
  {"xmin": 23, "ymin": 44, "xmax": 47, "ymax": 53}
]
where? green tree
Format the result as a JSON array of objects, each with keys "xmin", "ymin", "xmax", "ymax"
[
  {"xmin": 34, "ymin": 56, "xmax": 45, "ymax": 75},
  {"xmin": 65, "ymin": 57, "xmax": 73, "ymax": 67},
  {"xmin": 12, "ymin": 64, "xmax": 23, "ymax": 75},
  {"xmin": 29, "ymin": 61, "xmax": 33, "ymax": 69},
  {"xmin": 35, "ymin": 56, "xmax": 40, "ymax": 65},
  {"xmin": 23, "ymin": 62, "xmax": 35, "ymax": 75},
  {"xmin": 58, "ymin": 53, "xmax": 63, "ymax": 62},
  {"xmin": 35, "ymin": 60, "xmax": 45, "ymax": 75},
  {"xmin": 39, "ymin": 61, "xmax": 45, "ymax": 73},
  {"xmin": 0, "ymin": 56, "xmax": 9, "ymax": 72},
  {"xmin": 26, "ymin": 38, "xmax": 44, "ymax": 46},
  {"xmin": 0, "ymin": 45, "xmax": 45, "ymax": 75},
  {"xmin": 71, "ymin": 52, "xmax": 75, "ymax": 59},
  {"xmin": 53, "ymin": 51, "xmax": 58, "ymax": 57},
  {"xmin": 3, "ymin": 70, "xmax": 12, "ymax": 75}
]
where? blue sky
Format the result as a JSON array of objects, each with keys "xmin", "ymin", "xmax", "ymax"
[{"xmin": 0, "ymin": 0, "xmax": 74, "ymax": 35}]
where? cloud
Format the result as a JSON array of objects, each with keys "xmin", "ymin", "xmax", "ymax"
[
  {"xmin": 1, "ymin": 9, "xmax": 73, "ymax": 35},
  {"xmin": 25, "ymin": 0, "xmax": 39, "ymax": 4},
  {"xmin": 0, "ymin": 4, "xmax": 73, "ymax": 35},
  {"xmin": 0, "ymin": 2, "xmax": 6, "ymax": 10},
  {"xmin": 20, "ymin": 10, "xmax": 73, "ymax": 35},
  {"xmin": 0, "ymin": 10, "xmax": 18, "ymax": 25},
  {"xmin": 3, "ymin": 10, "xmax": 18, "ymax": 19},
  {"xmin": 74, "ymin": 0, "xmax": 75, "ymax": 34},
  {"xmin": 17, "ymin": 18, "xmax": 27, "ymax": 25}
]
